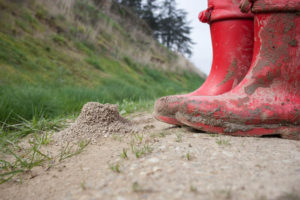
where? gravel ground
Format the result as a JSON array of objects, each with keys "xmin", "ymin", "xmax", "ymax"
[{"xmin": 1, "ymin": 111, "xmax": 300, "ymax": 200}]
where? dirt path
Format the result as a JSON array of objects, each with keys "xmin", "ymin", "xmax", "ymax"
[{"xmin": 1, "ymin": 111, "xmax": 300, "ymax": 200}]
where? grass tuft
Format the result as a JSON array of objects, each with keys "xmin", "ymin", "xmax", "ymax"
[
  {"xmin": 109, "ymin": 162, "xmax": 121, "ymax": 173},
  {"xmin": 132, "ymin": 182, "xmax": 143, "ymax": 193},
  {"xmin": 216, "ymin": 138, "xmax": 231, "ymax": 146},
  {"xmin": 186, "ymin": 152, "xmax": 192, "ymax": 161},
  {"xmin": 176, "ymin": 133, "xmax": 183, "ymax": 143},
  {"xmin": 0, "ymin": 126, "xmax": 89, "ymax": 184},
  {"xmin": 85, "ymin": 56, "xmax": 104, "ymax": 71},
  {"xmin": 190, "ymin": 185, "xmax": 198, "ymax": 193},
  {"xmin": 130, "ymin": 137, "xmax": 153, "ymax": 159},
  {"xmin": 120, "ymin": 148, "xmax": 128, "ymax": 159},
  {"xmin": 209, "ymin": 133, "xmax": 219, "ymax": 137},
  {"xmin": 0, "ymin": 136, "xmax": 51, "ymax": 184},
  {"xmin": 59, "ymin": 140, "xmax": 90, "ymax": 162}
]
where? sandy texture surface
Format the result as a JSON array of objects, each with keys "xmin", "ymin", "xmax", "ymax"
[
  {"xmin": 1, "ymin": 108, "xmax": 300, "ymax": 200},
  {"xmin": 53, "ymin": 102, "xmax": 134, "ymax": 144}
]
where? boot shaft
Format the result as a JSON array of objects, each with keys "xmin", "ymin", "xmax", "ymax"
[
  {"xmin": 238, "ymin": 13, "xmax": 300, "ymax": 96},
  {"xmin": 208, "ymin": 19, "xmax": 254, "ymax": 90},
  {"xmin": 196, "ymin": 0, "xmax": 254, "ymax": 95}
]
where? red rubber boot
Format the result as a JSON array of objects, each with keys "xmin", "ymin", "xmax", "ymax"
[
  {"xmin": 176, "ymin": 0, "xmax": 300, "ymax": 140},
  {"xmin": 154, "ymin": 0, "xmax": 254, "ymax": 125}
]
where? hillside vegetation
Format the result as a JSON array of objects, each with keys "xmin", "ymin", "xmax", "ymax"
[{"xmin": 0, "ymin": 0, "xmax": 204, "ymax": 125}]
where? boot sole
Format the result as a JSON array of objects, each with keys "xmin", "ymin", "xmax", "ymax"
[
  {"xmin": 176, "ymin": 112, "xmax": 300, "ymax": 140},
  {"xmin": 154, "ymin": 113, "xmax": 183, "ymax": 126}
]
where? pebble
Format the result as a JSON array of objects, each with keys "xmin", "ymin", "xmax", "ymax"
[
  {"xmin": 147, "ymin": 157, "xmax": 159, "ymax": 163},
  {"xmin": 222, "ymin": 151, "xmax": 234, "ymax": 157},
  {"xmin": 159, "ymin": 145, "xmax": 166, "ymax": 151},
  {"xmin": 116, "ymin": 196, "xmax": 126, "ymax": 200}
]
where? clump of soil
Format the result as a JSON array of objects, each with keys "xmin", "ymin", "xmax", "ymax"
[{"xmin": 54, "ymin": 102, "xmax": 133, "ymax": 144}]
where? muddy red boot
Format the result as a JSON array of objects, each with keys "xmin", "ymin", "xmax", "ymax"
[
  {"xmin": 176, "ymin": 0, "xmax": 300, "ymax": 140},
  {"xmin": 154, "ymin": 0, "xmax": 254, "ymax": 125}
]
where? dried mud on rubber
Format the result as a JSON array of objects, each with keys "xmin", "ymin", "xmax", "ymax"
[{"xmin": 1, "ymin": 103, "xmax": 300, "ymax": 200}]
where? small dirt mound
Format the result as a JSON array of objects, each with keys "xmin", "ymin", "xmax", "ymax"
[{"xmin": 55, "ymin": 102, "xmax": 133, "ymax": 144}]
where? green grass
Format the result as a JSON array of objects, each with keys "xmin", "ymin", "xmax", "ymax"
[
  {"xmin": 0, "ymin": 132, "xmax": 89, "ymax": 184},
  {"xmin": 0, "ymin": 0, "xmax": 205, "ymax": 183},
  {"xmin": 109, "ymin": 162, "xmax": 121, "ymax": 173},
  {"xmin": 120, "ymin": 148, "xmax": 128, "ymax": 159},
  {"xmin": 190, "ymin": 185, "xmax": 198, "ymax": 193},
  {"xmin": 52, "ymin": 35, "xmax": 68, "ymax": 46},
  {"xmin": 0, "ymin": 115, "xmax": 67, "ymax": 149},
  {"xmin": 0, "ymin": 32, "xmax": 202, "ymax": 124},
  {"xmin": 176, "ymin": 133, "xmax": 183, "ymax": 143},
  {"xmin": 186, "ymin": 152, "xmax": 192, "ymax": 161},
  {"xmin": 132, "ymin": 144, "xmax": 153, "ymax": 158},
  {"xmin": 216, "ymin": 138, "xmax": 231, "ymax": 146},
  {"xmin": 85, "ymin": 56, "xmax": 104, "ymax": 71},
  {"xmin": 129, "ymin": 133, "xmax": 154, "ymax": 158},
  {"xmin": 0, "ymin": 0, "xmax": 204, "ymax": 125},
  {"xmin": 132, "ymin": 182, "xmax": 144, "ymax": 193},
  {"xmin": 59, "ymin": 140, "xmax": 90, "ymax": 162},
  {"xmin": 0, "ymin": 140, "xmax": 50, "ymax": 184}
]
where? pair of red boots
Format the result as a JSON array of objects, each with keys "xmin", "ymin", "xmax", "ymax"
[{"xmin": 154, "ymin": 0, "xmax": 300, "ymax": 140}]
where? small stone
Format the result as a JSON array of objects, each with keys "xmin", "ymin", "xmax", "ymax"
[
  {"xmin": 159, "ymin": 145, "xmax": 166, "ymax": 151},
  {"xmin": 148, "ymin": 157, "xmax": 159, "ymax": 163},
  {"xmin": 116, "ymin": 196, "xmax": 126, "ymax": 200},
  {"xmin": 140, "ymin": 171, "xmax": 147, "ymax": 176},
  {"xmin": 153, "ymin": 166, "xmax": 161, "ymax": 172}
]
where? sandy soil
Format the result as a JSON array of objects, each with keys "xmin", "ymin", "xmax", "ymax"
[{"xmin": 1, "ymin": 109, "xmax": 300, "ymax": 200}]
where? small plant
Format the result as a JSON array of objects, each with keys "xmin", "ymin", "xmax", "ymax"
[
  {"xmin": 120, "ymin": 148, "xmax": 128, "ymax": 159},
  {"xmin": 0, "ymin": 138, "xmax": 51, "ymax": 184},
  {"xmin": 132, "ymin": 144, "xmax": 153, "ymax": 158},
  {"xmin": 134, "ymin": 133, "xmax": 144, "ymax": 144},
  {"xmin": 190, "ymin": 185, "xmax": 197, "ymax": 193},
  {"xmin": 277, "ymin": 193, "xmax": 300, "ymax": 200},
  {"xmin": 80, "ymin": 181, "xmax": 86, "ymax": 190},
  {"xmin": 135, "ymin": 150, "xmax": 142, "ymax": 158},
  {"xmin": 0, "ymin": 136, "xmax": 89, "ymax": 184},
  {"xmin": 132, "ymin": 182, "xmax": 143, "ymax": 193},
  {"xmin": 176, "ymin": 133, "xmax": 182, "ymax": 142},
  {"xmin": 41, "ymin": 133, "xmax": 52, "ymax": 145},
  {"xmin": 33, "ymin": 132, "xmax": 52, "ymax": 145},
  {"xmin": 209, "ymin": 133, "xmax": 219, "ymax": 137},
  {"xmin": 119, "ymin": 99, "xmax": 137, "ymax": 115},
  {"xmin": 186, "ymin": 152, "xmax": 192, "ymax": 161},
  {"xmin": 214, "ymin": 189, "xmax": 232, "ymax": 200},
  {"xmin": 59, "ymin": 143, "xmax": 73, "ymax": 161},
  {"xmin": 159, "ymin": 132, "xmax": 166, "ymax": 138},
  {"xmin": 225, "ymin": 190, "xmax": 232, "ymax": 199},
  {"xmin": 109, "ymin": 163, "xmax": 121, "ymax": 173},
  {"xmin": 216, "ymin": 138, "xmax": 231, "ymax": 146},
  {"xmin": 52, "ymin": 35, "xmax": 67, "ymax": 46},
  {"xmin": 85, "ymin": 56, "xmax": 104, "ymax": 71},
  {"xmin": 130, "ymin": 140, "xmax": 135, "ymax": 152},
  {"xmin": 150, "ymin": 132, "xmax": 166, "ymax": 139},
  {"xmin": 59, "ymin": 140, "xmax": 90, "ymax": 162},
  {"xmin": 0, "ymin": 115, "xmax": 66, "ymax": 149}
]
